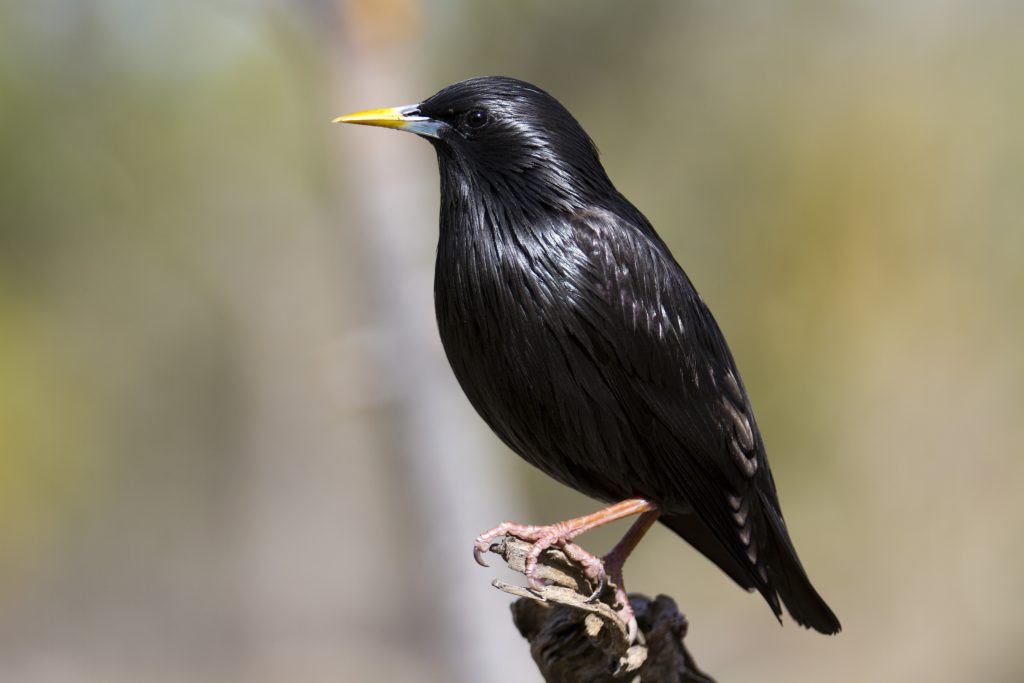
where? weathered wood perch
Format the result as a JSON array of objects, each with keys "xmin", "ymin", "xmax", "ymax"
[{"xmin": 482, "ymin": 536, "xmax": 716, "ymax": 682}]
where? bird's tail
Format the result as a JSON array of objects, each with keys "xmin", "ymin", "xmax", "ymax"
[{"xmin": 760, "ymin": 491, "xmax": 841, "ymax": 635}]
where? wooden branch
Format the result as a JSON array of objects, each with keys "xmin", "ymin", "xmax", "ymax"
[{"xmin": 482, "ymin": 537, "xmax": 716, "ymax": 682}]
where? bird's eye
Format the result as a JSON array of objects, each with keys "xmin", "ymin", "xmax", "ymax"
[{"xmin": 465, "ymin": 109, "xmax": 488, "ymax": 129}]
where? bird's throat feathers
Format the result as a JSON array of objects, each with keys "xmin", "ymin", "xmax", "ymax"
[{"xmin": 434, "ymin": 141, "xmax": 610, "ymax": 226}]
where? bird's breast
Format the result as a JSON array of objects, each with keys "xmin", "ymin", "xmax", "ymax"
[
  {"xmin": 433, "ymin": 222, "xmax": 556, "ymax": 404},
  {"xmin": 432, "ymin": 215, "xmax": 634, "ymax": 501}
]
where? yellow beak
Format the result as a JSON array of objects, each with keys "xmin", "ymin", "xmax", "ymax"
[
  {"xmin": 333, "ymin": 103, "xmax": 444, "ymax": 138},
  {"xmin": 333, "ymin": 106, "xmax": 412, "ymax": 129}
]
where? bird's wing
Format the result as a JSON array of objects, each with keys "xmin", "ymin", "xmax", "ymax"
[{"xmin": 558, "ymin": 205, "xmax": 784, "ymax": 601}]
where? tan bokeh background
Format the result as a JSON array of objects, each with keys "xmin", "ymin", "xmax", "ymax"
[{"xmin": 1, "ymin": 2, "xmax": 1022, "ymax": 681}]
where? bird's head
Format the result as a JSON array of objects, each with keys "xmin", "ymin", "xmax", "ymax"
[{"xmin": 335, "ymin": 76, "xmax": 614, "ymax": 211}]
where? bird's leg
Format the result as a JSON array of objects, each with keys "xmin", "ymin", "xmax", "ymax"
[
  {"xmin": 601, "ymin": 509, "xmax": 661, "ymax": 642},
  {"xmin": 473, "ymin": 498, "xmax": 656, "ymax": 593}
]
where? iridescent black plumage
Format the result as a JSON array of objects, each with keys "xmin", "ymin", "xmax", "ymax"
[{"xmin": 406, "ymin": 77, "xmax": 837, "ymax": 633}]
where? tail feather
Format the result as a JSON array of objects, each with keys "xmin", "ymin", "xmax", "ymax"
[
  {"xmin": 661, "ymin": 501, "xmax": 841, "ymax": 635},
  {"xmin": 760, "ymin": 492, "xmax": 841, "ymax": 635}
]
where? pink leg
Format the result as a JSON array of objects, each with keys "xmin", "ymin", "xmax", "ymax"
[{"xmin": 602, "ymin": 510, "xmax": 661, "ymax": 642}]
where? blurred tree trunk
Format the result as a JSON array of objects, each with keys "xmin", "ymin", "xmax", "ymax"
[{"xmin": 233, "ymin": 1, "xmax": 534, "ymax": 681}]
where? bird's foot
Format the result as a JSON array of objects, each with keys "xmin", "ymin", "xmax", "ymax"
[
  {"xmin": 473, "ymin": 500, "xmax": 656, "ymax": 640},
  {"xmin": 473, "ymin": 521, "xmax": 606, "ymax": 595}
]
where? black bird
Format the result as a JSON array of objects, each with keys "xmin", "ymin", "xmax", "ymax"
[{"xmin": 336, "ymin": 76, "xmax": 840, "ymax": 636}]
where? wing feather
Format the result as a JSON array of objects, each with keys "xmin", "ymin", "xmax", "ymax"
[{"xmin": 562, "ymin": 206, "xmax": 782, "ymax": 600}]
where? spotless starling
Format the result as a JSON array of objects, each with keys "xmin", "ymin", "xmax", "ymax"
[{"xmin": 336, "ymin": 76, "xmax": 840, "ymax": 636}]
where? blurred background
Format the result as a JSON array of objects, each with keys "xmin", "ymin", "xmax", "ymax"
[{"xmin": 1, "ymin": 1, "xmax": 1022, "ymax": 681}]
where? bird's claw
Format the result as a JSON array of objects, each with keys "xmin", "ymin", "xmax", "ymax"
[
  {"xmin": 584, "ymin": 571, "xmax": 606, "ymax": 603},
  {"xmin": 472, "ymin": 521, "xmax": 607, "ymax": 596},
  {"xmin": 473, "ymin": 520, "xmax": 639, "ymax": 642},
  {"xmin": 626, "ymin": 614, "xmax": 639, "ymax": 644},
  {"xmin": 472, "ymin": 543, "xmax": 491, "ymax": 568},
  {"xmin": 473, "ymin": 523, "xmax": 517, "ymax": 569}
]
